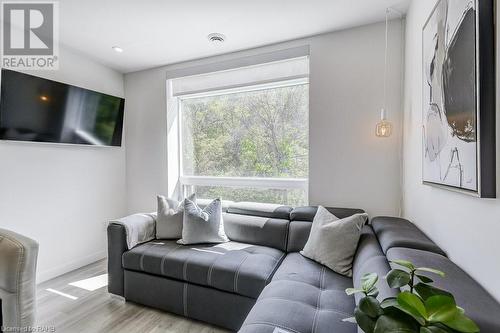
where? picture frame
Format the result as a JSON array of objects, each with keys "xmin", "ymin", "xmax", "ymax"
[{"xmin": 422, "ymin": 0, "xmax": 495, "ymax": 198}]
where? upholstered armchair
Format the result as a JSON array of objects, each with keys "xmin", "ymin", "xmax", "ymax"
[{"xmin": 0, "ymin": 228, "xmax": 39, "ymax": 331}]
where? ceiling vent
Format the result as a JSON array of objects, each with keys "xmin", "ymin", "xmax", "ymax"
[{"xmin": 207, "ymin": 33, "xmax": 226, "ymax": 43}]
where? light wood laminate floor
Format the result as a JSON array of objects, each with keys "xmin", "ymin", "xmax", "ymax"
[{"xmin": 37, "ymin": 260, "xmax": 230, "ymax": 333}]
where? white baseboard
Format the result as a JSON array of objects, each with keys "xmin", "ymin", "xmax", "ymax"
[{"xmin": 37, "ymin": 250, "xmax": 107, "ymax": 284}]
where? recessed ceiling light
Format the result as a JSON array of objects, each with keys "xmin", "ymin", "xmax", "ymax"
[
  {"xmin": 112, "ymin": 46, "xmax": 123, "ymax": 53},
  {"xmin": 207, "ymin": 33, "xmax": 226, "ymax": 44}
]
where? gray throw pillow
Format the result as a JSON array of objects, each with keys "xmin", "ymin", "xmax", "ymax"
[
  {"xmin": 156, "ymin": 193, "xmax": 195, "ymax": 239},
  {"xmin": 300, "ymin": 206, "xmax": 368, "ymax": 277},
  {"xmin": 177, "ymin": 198, "xmax": 228, "ymax": 245}
]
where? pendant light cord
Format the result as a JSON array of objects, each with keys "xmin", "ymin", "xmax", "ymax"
[{"xmin": 383, "ymin": 8, "xmax": 389, "ymax": 115}]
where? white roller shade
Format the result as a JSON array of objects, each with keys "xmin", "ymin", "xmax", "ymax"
[{"xmin": 171, "ymin": 56, "xmax": 309, "ymax": 97}]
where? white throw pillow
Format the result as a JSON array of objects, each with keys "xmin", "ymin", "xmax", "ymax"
[
  {"xmin": 300, "ymin": 206, "xmax": 368, "ymax": 277},
  {"xmin": 156, "ymin": 193, "xmax": 195, "ymax": 239},
  {"xmin": 177, "ymin": 198, "xmax": 228, "ymax": 245}
]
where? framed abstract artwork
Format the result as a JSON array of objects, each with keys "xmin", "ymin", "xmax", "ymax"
[{"xmin": 422, "ymin": 0, "xmax": 495, "ymax": 197}]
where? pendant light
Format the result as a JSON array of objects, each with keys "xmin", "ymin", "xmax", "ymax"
[{"xmin": 376, "ymin": 8, "xmax": 393, "ymax": 138}]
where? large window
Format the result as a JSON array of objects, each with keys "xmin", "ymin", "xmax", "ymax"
[{"xmin": 171, "ymin": 56, "xmax": 309, "ymax": 205}]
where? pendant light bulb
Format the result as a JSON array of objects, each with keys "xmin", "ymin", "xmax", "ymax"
[{"xmin": 376, "ymin": 108, "xmax": 392, "ymax": 137}]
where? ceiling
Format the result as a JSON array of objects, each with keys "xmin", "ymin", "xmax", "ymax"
[{"xmin": 58, "ymin": 0, "xmax": 411, "ymax": 73}]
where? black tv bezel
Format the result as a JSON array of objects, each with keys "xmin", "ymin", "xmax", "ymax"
[{"xmin": 0, "ymin": 68, "xmax": 125, "ymax": 147}]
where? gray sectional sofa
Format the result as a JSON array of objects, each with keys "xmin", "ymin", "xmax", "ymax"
[{"xmin": 107, "ymin": 203, "xmax": 500, "ymax": 332}]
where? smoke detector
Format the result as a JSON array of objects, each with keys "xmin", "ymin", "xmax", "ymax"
[{"xmin": 207, "ymin": 33, "xmax": 226, "ymax": 44}]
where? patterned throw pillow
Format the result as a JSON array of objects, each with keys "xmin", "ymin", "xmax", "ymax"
[{"xmin": 177, "ymin": 198, "xmax": 228, "ymax": 245}]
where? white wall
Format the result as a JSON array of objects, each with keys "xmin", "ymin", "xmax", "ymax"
[
  {"xmin": 0, "ymin": 46, "xmax": 125, "ymax": 283},
  {"xmin": 403, "ymin": 0, "xmax": 500, "ymax": 301},
  {"xmin": 125, "ymin": 20, "xmax": 404, "ymax": 217}
]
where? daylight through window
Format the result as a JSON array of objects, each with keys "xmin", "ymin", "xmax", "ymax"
[{"xmin": 174, "ymin": 58, "xmax": 309, "ymax": 205}]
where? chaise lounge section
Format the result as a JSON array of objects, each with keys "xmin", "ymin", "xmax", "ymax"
[
  {"xmin": 108, "ymin": 203, "xmax": 500, "ymax": 332},
  {"xmin": 108, "ymin": 202, "xmax": 300, "ymax": 330}
]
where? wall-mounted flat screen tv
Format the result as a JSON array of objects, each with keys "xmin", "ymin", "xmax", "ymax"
[{"xmin": 0, "ymin": 69, "xmax": 125, "ymax": 146}]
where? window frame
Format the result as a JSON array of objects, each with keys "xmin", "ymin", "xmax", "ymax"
[{"xmin": 177, "ymin": 77, "xmax": 309, "ymax": 203}]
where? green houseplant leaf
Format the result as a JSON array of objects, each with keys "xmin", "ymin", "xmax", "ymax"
[
  {"xmin": 367, "ymin": 289, "xmax": 379, "ymax": 298},
  {"xmin": 416, "ymin": 267, "xmax": 445, "ymax": 278},
  {"xmin": 354, "ymin": 307, "xmax": 376, "ymax": 333},
  {"xmin": 441, "ymin": 311, "xmax": 480, "ymax": 333},
  {"xmin": 362, "ymin": 273, "xmax": 379, "ymax": 292},
  {"xmin": 416, "ymin": 274, "xmax": 434, "ymax": 284},
  {"xmin": 420, "ymin": 326, "xmax": 449, "ymax": 333},
  {"xmin": 380, "ymin": 297, "xmax": 398, "ymax": 309},
  {"xmin": 346, "ymin": 288, "xmax": 365, "ymax": 296},
  {"xmin": 373, "ymin": 315, "xmax": 418, "ymax": 333},
  {"xmin": 391, "ymin": 260, "xmax": 416, "ymax": 271},
  {"xmin": 425, "ymin": 295, "xmax": 457, "ymax": 323},
  {"xmin": 359, "ymin": 296, "xmax": 384, "ymax": 318},
  {"xmin": 396, "ymin": 292, "xmax": 427, "ymax": 325},
  {"xmin": 386, "ymin": 269, "xmax": 412, "ymax": 288},
  {"xmin": 347, "ymin": 260, "xmax": 480, "ymax": 333},
  {"xmin": 414, "ymin": 283, "xmax": 453, "ymax": 301}
]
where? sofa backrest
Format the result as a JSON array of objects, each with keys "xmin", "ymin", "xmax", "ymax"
[
  {"xmin": 371, "ymin": 217, "xmax": 500, "ymax": 332},
  {"xmin": 223, "ymin": 203, "xmax": 365, "ymax": 252},
  {"xmin": 370, "ymin": 216, "xmax": 446, "ymax": 256},
  {"xmin": 386, "ymin": 247, "xmax": 500, "ymax": 332},
  {"xmin": 197, "ymin": 198, "xmax": 235, "ymax": 212},
  {"xmin": 226, "ymin": 202, "xmax": 293, "ymax": 219},
  {"xmin": 287, "ymin": 206, "xmax": 365, "ymax": 252},
  {"xmin": 223, "ymin": 202, "xmax": 293, "ymax": 251}
]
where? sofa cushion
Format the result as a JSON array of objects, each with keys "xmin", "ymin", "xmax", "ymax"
[
  {"xmin": 227, "ymin": 202, "xmax": 293, "ymax": 220},
  {"xmin": 272, "ymin": 253, "xmax": 353, "ymax": 294},
  {"xmin": 387, "ymin": 247, "xmax": 500, "ymax": 333},
  {"xmin": 223, "ymin": 213, "xmax": 290, "ymax": 251},
  {"xmin": 239, "ymin": 253, "xmax": 356, "ymax": 333},
  {"xmin": 371, "ymin": 216, "xmax": 446, "ymax": 256},
  {"xmin": 287, "ymin": 207, "xmax": 365, "ymax": 252},
  {"xmin": 122, "ymin": 240, "xmax": 285, "ymax": 299}
]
